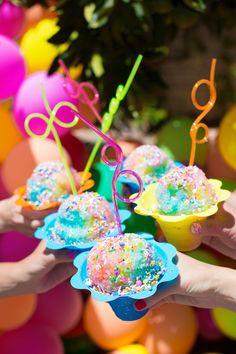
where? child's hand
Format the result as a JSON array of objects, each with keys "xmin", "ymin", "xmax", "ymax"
[
  {"xmin": 0, "ymin": 196, "xmax": 55, "ymax": 236},
  {"xmin": 134, "ymin": 251, "xmax": 236, "ymax": 313},
  {"xmin": 0, "ymin": 240, "xmax": 75, "ymax": 297},
  {"xmin": 191, "ymin": 191, "xmax": 236, "ymax": 259}
]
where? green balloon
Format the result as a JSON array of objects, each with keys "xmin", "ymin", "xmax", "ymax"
[
  {"xmin": 186, "ymin": 248, "xmax": 219, "ymax": 266},
  {"xmin": 218, "ymin": 178, "xmax": 236, "ymax": 192},
  {"xmin": 212, "ymin": 308, "xmax": 236, "ymax": 340},
  {"xmin": 157, "ymin": 117, "xmax": 208, "ymax": 166}
]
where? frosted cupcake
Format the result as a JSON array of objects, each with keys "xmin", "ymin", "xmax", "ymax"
[
  {"xmin": 123, "ymin": 145, "xmax": 175, "ymax": 187},
  {"xmin": 71, "ymin": 233, "xmax": 178, "ymax": 321},
  {"xmin": 15, "ymin": 161, "xmax": 93, "ymax": 210},
  {"xmin": 35, "ymin": 192, "xmax": 130, "ymax": 250},
  {"xmin": 134, "ymin": 166, "xmax": 230, "ymax": 251}
]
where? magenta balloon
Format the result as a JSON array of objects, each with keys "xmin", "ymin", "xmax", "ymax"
[
  {"xmin": 0, "ymin": 231, "xmax": 39, "ymax": 262},
  {"xmin": 0, "ymin": 322, "xmax": 63, "ymax": 354},
  {"xmin": 13, "ymin": 71, "xmax": 78, "ymax": 138},
  {"xmin": 31, "ymin": 281, "xmax": 83, "ymax": 335},
  {"xmin": 196, "ymin": 308, "xmax": 223, "ymax": 341},
  {"xmin": 0, "ymin": 0, "xmax": 25, "ymax": 39},
  {"xmin": 61, "ymin": 133, "xmax": 88, "ymax": 170},
  {"xmin": 0, "ymin": 35, "xmax": 26, "ymax": 100}
]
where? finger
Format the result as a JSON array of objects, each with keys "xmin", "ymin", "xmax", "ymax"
[
  {"xmin": 191, "ymin": 221, "xmax": 224, "ymax": 238},
  {"xmin": 39, "ymin": 263, "xmax": 76, "ymax": 293},
  {"xmin": 30, "ymin": 240, "xmax": 73, "ymax": 266},
  {"xmin": 134, "ymin": 282, "xmax": 179, "ymax": 311},
  {"xmin": 31, "ymin": 219, "xmax": 44, "ymax": 229},
  {"xmin": 151, "ymin": 294, "xmax": 203, "ymax": 308},
  {"xmin": 202, "ymin": 237, "xmax": 236, "ymax": 260}
]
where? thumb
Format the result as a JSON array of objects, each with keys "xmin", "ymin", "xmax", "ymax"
[{"xmin": 191, "ymin": 220, "xmax": 224, "ymax": 238}]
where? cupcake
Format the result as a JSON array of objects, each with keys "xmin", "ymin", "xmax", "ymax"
[
  {"xmin": 134, "ymin": 166, "xmax": 230, "ymax": 251},
  {"xmin": 35, "ymin": 192, "xmax": 130, "ymax": 250},
  {"xmin": 123, "ymin": 145, "xmax": 175, "ymax": 187},
  {"xmin": 71, "ymin": 233, "xmax": 178, "ymax": 321},
  {"xmin": 15, "ymin": 161, "xmax": 94, "ymax": 210},
  {"xmin": 86, "ymin": 233, "xmax": 165, "ymax": 296}
]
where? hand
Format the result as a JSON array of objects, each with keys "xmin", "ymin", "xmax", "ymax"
[
  {"xmin": 134, "ymin": 251, "xmax": 236, "ymax": 312},
  {"xmin": 0, "ymin": 240, "xmax": 75, "ymax": 297},
  {"xmin": 0, "ymin": 195, "xmax": 55, "ymax": 236},
  {"xmin": 191, "ymin": 191, "xmax": 236, "ymax": 259}
]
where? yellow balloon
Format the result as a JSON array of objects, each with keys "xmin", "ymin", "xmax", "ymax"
[
  {"xmin": 83, "ymin": 297, "xmax": 147, "ymax": 351},
  {"xmin": 211, "ymin": 308, "xmax": 236, "ymax": 340},
  {"xmin": 109, "ymin": 344, "xmax": 149, "ymax": 354},
  {"xmin": 219, "ymin": 105, "xmax": 236, "ymax": 170},
  {"xmin": 20, "ymin": 19, "xmax": 61, "ymax": 73},
  {"xmin": 0, "ymin": 106, "xmax": 22, "ymax": 164}
]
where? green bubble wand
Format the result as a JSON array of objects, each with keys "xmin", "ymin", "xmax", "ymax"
[
  {"xmin": 82, "ymin": 54, "xmax": 143, "ymax": 183},
  {"xmin": 24, "ymin": 86, "xmax": 79, "ymax": 196}
]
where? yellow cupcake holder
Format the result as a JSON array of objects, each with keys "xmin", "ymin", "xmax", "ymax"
[{"xmin": 133, "ymin": 179, "xmax": 230, "ymax": 251}]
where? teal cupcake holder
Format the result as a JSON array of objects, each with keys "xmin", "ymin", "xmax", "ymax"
[
  {"xmin": 71, "ymin": 235, "xmax": 179, "ymax": 321},
  {"xmin": 34, "ymin": 206, "xmax": 131, "ymax": 251}
]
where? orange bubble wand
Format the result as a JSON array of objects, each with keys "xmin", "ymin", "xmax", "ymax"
[{"xmin": 189, "ymin": 58, "xmax": 217, "ymax": 166}]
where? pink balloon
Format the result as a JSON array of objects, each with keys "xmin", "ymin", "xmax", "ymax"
[
  {"xmin": 196, "ymin": 308, "xmax": 223, "ymax": 341},
  {"xmin": 61, "ymin": 133, "xmax": 88, "ymax": 171},
  {"xmin": 0, "ymin": 0, "xmax": 25, "ymax": 39},
  {"xmin": 0, "ymin": 35, "xmax": 26, "ymax": 101},
  {"xmin": 13, "ymin": 71, "xmax": 78, "ymax": 138},
  {"xmin": 0, "ymin": 231, "xmax": 39, "ymax": 262},
  {"xmin": 0, "ymin": 322, "xmax": 63, "ymax": 354},
  {"xmin": 31, "ymin": 281, "xmax": 83, "ymax": 335}
]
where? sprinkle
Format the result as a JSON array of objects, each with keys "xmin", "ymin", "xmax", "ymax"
[{"xmin": 124, "ymin": 145, "xmax": 175, "ymax": 186}]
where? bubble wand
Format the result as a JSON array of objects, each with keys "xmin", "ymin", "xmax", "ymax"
[
  {"xmin": 59, "ymin": 59, "xmax": 103, "ymax": 124},
  {"xmin": 82, "ymin": 54, "xmax": 143, "ymax": 183},
  {"xmin": 24, "ymin": 86, "xmax": 79, "ymax": 195},
  {"xmin": 189, "ymin": 58, "xmax": 217, "ymax": 166}
]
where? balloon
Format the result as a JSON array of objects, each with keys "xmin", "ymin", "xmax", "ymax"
[
  {"xmin": 212, "ymin": 308, "xmax": 236, "ymax": 340},
  {"xmin": 139, "ymin": 304, "xmax": 198, "ymax": 354},
  {"xmin": 61, "ymin": 133, "xmax": 88, "ymax": 171},
  {"xmin": 1, "ymin": 137, "xmax": 71, "ymax": 194},
  {"xmin": 124, "ymin": 212, "xmax": 157, "ymax": 236},
  {"xmin": 0, "ymin": 35, "xmax": 26, "ymax": 101},
  {"xmin": 0, "ymin": 173, "xmax": 10, "ymax": 199},
  {"xmin": 0, "ymin": 231, "xmax": 39, "ymax": 262},
  {"xmin": 219, "ymin": 106, "xmax": 236, "ymax": 171},
  {"xmin": 0, "ymin": 105, "xmax": 22, "ymax": 164},
  {"xmin": 31, "ymin": 281, "xmax": 83, "ymax": 335},
  {"xmin": 186, "ymin": 248, "xmax": 220, "ymax": 266},
  {"xmin": 13, "ymin": 71, "xmax": 78, "ymax": 138},
  {"xmin": 0, "ymin": 0, "xmax": 25, "ymax": 39},
  {"xmin": 0, "ymin": 322, "xmax": 63, "ymax": 354},
  {"xmin": 157, "ymin": 117, "xmax": 208, "ymax": 166},
  {"xmin": 21, "ymin": 19, "xmax": 61, "ymax": 74},
  {"xmin": 24, "ymin": 5, "xmax": 56, "ymax": 33},
  {"xmin": 109, "ymin": 344, "xmax": 149, "ymax": 354},
  {"xmin": 0, "ymin": 294, "xmax": 37, "ymax": 331},
  {"xmin": 83, "ymin": 297, "xmax": 147, "ymax": 350},
  {"xmin": 63, "ymin": 320, "xmax": 85, "ymax": 338},
  {"xmin": 207, "ymin": 128, "xmax": 236, "ymax": 181},
  {"xmin": 196, "ymin": 308, "xmax": 223, "ymax": 341}
]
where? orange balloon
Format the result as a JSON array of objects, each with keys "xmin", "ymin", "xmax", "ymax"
[
  {"xmin": 23, "ymin": 4, "xmax": 56, "ymax": 33},
  {"xmin": 0, "ymin": 106, "xmax": 22, "ymax": 165},
  {"xmin": 0, "ymin": 294, "xmax": 37, "ymax": 331},
  {"xmin": 1, "ymin": 137, "xmax": 71, "ymax": 194},
  {"xmin": 83, "ymin": 297, "xmax": 147, "ymax": 350},
  {"xmin": 139, "ymin": 304, "xmax": 198, "ymax": 354}
]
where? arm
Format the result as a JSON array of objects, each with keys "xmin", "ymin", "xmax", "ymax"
[
  {"xmin": 0, "ymin": 196, "xmax": 55, "ymax": 236},
  {"xmin": 0, "ymin": 240, "xmax": 75, "ymax": 297},
  {"xmin": 134, "ymin": 252, "xmax": 236, "ymax": 313}
]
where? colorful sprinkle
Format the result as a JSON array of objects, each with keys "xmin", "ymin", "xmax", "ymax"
[
  {"xmin": 155, "ymin": 166, "xmax": 218, "ymax": 215},
  {"xmin": 26, "ymin": 161, "xmax": 81, "ymax": 207},
  {"xmin": 49, "ymin": 192, "xmax": 117, "ymax": 245},
  {"xmin": 86, "ymin": 233, "xmax": 165, "ymax": 296}
]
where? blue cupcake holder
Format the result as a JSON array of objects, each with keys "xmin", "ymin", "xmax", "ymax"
[
  {"xmin": 35, "ymin": 207, "xmax": 131, "ymax": 252},
  {"xmin": 71, "ymin": 235, "xmax": 179, "ymax": 321}
]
